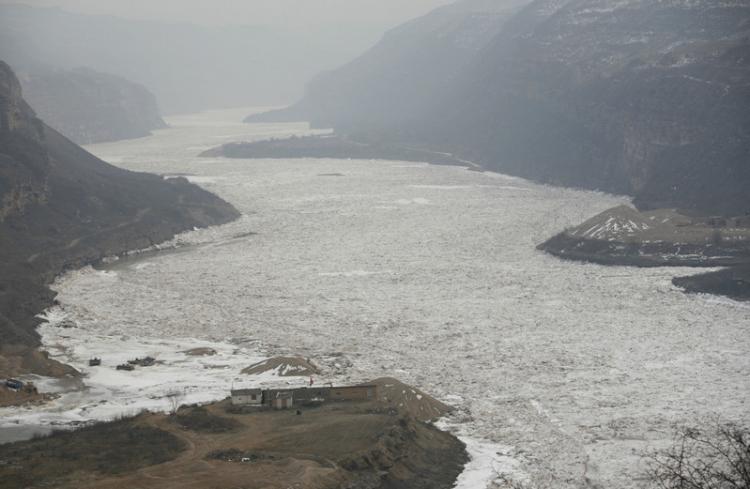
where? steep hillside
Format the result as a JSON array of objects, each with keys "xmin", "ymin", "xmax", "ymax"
[
  {"xmin": 21, "ymin": 67, "xmax": 166, "ymax": 144},
  {"xmin": 261, "ymin": 0, "xmax": 750, "ymax": 216},
  {"xmin": 249, "ymin": 0, "xmax": 528, "ymax": 131},
  {"xmin": 0, "ymin": 61, "xmax": 240, "ymax": 377},
  {"xmin": 437, "ymin": 0, "xmax": 750, "ymax": 215}
]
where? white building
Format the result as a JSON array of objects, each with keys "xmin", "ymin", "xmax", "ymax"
[{"xmin": 231, "ymin": 388, "xmax": 262, "ymax": 406}]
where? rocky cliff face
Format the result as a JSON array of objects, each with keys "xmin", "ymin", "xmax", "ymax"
[
  {"xmin": 0, "ymin": 61, "xmax": 49, "ymax": 220},
  {"xmin": 21, "ymin": 68, "xmax": 166, "ymax": 145},
  {"xmin": 266, "ymin": 0, "xmax": 750, "ymax": 215},
  {"xmin": 249, "ymin": 0, "xmax": 528, "ymax": 130},
  {"xmin": 0, "ymin": 60, "xmax": 240, "ymax": 376},
  {"xmin": 440, "ymin": 0, "xmax": 750, "ymax": 215}
]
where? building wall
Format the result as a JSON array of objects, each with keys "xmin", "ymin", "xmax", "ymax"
[
  {"xmin": 329, "ymin": 386, "xmax": 376, "ymax": 401},
  {"xmin": 273, "ymin": 397, "xmax": 293, "ymax": 409},
  {"xmin": 232, "ymin": 393, "xmax": 262, "ymax": 406},
  {"xmin": 259, "ymin": 385, "xmax": 377, "ymax": 406}
]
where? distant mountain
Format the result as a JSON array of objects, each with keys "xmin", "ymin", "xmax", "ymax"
[
  {"xmin": 0, "ymin": 4, "xmax": 385, "ymax": 114},
  {"xmin": 21, "ymin": 67, "xmax": 166, "ymax": 145},
  {"xmin": 257, "ymin": 0, "xmax": 750, "ymax": 216},
  {"xmin": 0, "ymin": 61, "xmax": 239, "ymax": 376},
  {"xmin": 249, "ymin": 0, "xmax": 528, "ymax": 131}
]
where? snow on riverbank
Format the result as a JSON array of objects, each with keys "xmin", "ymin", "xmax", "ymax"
[
  {"xmin": 0, "ymin": 300, "xmax": 324, "ymax": 436},
  {"xmin": 437, "ymin": 418, "xmax": 528, "ymax": 489}
]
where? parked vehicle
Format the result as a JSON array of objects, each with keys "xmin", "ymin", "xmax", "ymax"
[{"xmin": 5, "ymin": 379, "xmax": 23, "ymax": 390}]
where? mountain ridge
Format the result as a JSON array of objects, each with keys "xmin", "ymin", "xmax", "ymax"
[
  {"xmin": 251, "ymin": 0, "xmax": 750, "ymax": 216},
  {"xmin": 0, "ymin": 60, "xmax": 240, "ymax": 377},
  {"xmin": 20, "ymin": 67, "xmax": 166, "ymax": 145}
]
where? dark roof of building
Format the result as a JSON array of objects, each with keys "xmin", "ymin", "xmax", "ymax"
[{"xmin": 231, "ymin": 388, "xmax": 262, "ymax": 395}]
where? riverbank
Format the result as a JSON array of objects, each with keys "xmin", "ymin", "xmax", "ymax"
[
  {"xmin": 672, "ymin": 266, "xmax": 750, "ymax": 301},
  {"xmin": 0, "ymin": 202, "xmax": 237, "ymax": 389},
  {"xmin": 0, "ymin": 62, "xmax": 241, "ymax": 384},
  {"xmin": 200, "ymin": 133, "xmax": 476, "ymax": 167},
  {"xmin": 0, "ymin": 380, "xmax": 467, "ymax": 489},
  {"xmin": 539, "ymin": 205, "xmax": 750, "ymax": 300}
]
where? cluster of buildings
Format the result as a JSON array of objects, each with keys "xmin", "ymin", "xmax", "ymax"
[{"xmin": 231, "ymin": 384, "xmax": 377, "ymax": 410}]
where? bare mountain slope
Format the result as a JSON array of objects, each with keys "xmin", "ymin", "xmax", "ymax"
[
  {"xmin": 258, "ymin": 0, "xmax": 750, "ymax": 215},
  {"xmin": 0, "ymin": 61, "xmax": 239, "ymax": 376},
  {"xmin": 21, "ymin": 67, "xmax": 166, "ymax": 144}
]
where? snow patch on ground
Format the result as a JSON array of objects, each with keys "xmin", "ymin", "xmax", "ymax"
[
  {"xmin": 0, "ymin": 304, "xmax": 334, "ymax": 435},
  {"xmin": 438, "ymin": 419, "xmax": 527, "ymax": 489}
]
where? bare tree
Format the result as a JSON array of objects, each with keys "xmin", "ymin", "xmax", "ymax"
[
  {"xmin": 165, "ymin": 389, "xmax": 185, "ymax": 415},
  {"xmin": 646, "ymin": 422, "xmax": 750, "ymax": 489}
]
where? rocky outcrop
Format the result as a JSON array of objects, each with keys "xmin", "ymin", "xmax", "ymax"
[
  {"xmin": 0, "ymin": 60, "xmax": 240, "ymax": 376},
  {"xmin": 538, "ymin": 205, "xmax": 750, "ymax": 300},
  {"xmin": 21, "ymin": 68, "xmax": 166, "ymax": 144},
  {"xmin": 259, "ymin": 0, "xmax": 750, "ymax": 216},
  {"xmin": 673, "ymin": 266, "xmax": 750, "ymax": 301},
  {"xmin": 340, "ymin": 416, "xmax": 468, "ymax": 489},
  {"xmin": 0, "ymin": 61, "xmax": 48, "ymax": 220},
  {"xmin": 539, "ymin": 206, "xmax": 750, "ymax": 267}
]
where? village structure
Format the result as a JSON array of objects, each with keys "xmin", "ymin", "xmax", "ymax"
[{"xmin": 231, "ymin": 384, "xmax": 377, "ymax": 410}]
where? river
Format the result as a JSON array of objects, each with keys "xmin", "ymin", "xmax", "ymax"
[{"xmin": 3, "ymin": 107, "xmax": 748, "ymax": 488}]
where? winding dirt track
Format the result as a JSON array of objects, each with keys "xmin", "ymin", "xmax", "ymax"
[{"xmin": 64, "ymin": 402, "xmax": 388, "ymax": 489}]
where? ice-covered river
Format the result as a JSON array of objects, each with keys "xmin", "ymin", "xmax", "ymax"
[{"xmin": 4, "ymin": 108, "xmax": 749, "ymax": 488}]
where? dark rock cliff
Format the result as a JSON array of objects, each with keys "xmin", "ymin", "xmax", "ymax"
[
  {"xmin": 0, "ymin": 60, "xmax": 240, "ymax": 376},
  {"xmin": 21, "ymin": 67, "xmax": 166, "ymax": 145},
  {"xmin": 258, "ymin": 0, "xmax": 750, "ymax": 216}
]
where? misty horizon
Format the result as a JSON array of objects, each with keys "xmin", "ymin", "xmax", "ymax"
[{"xmin": 0, "ymin": 0, "xmax": 456, "ymax": 29}]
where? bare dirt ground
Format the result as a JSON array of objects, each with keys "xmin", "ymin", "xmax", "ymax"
[
  {"xmin": 0, "ymin": 385, "xmax": 50, "ymax": 408},
  {"xmin": 2, "ymin": 380, "xmax": 464, "ymax": 489},
  {"xmin": 566, "ymin": 205, "xmax": 750, "ymax": 245},
  {"xmin": 63, "ymin": 403, "xmax": 461, "ymax": 489}
]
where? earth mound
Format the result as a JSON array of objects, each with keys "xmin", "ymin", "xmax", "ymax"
[
  {"xmin": 368, "ymin": 377, "xmax": 454, "ymax": 421},
  {"xmin": 241, "ymin": 356, "xmax": 320, "ymax": 377}
]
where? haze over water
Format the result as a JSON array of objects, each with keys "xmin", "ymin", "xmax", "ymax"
[{"xmin": 33, "ymin": 108, "xmax": 750, "ymax": 488}]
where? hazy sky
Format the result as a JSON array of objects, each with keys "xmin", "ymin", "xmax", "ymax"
[{"xmin": 1, "ymin": 0, "xmax": 456, "ymax": 28}]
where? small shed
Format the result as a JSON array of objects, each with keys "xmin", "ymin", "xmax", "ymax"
[
  {"xmin": 272, "ymin": 391, "xmax": 293, "ymax": 410},
  {"xmin": 231, "ymin": 388, "xmax": 263, "ymax": 406}
]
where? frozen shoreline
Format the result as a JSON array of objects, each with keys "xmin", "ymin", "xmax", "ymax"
[{"xmin": 0, "ymin": 262, "xmax": 510, "ymax": 489}]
